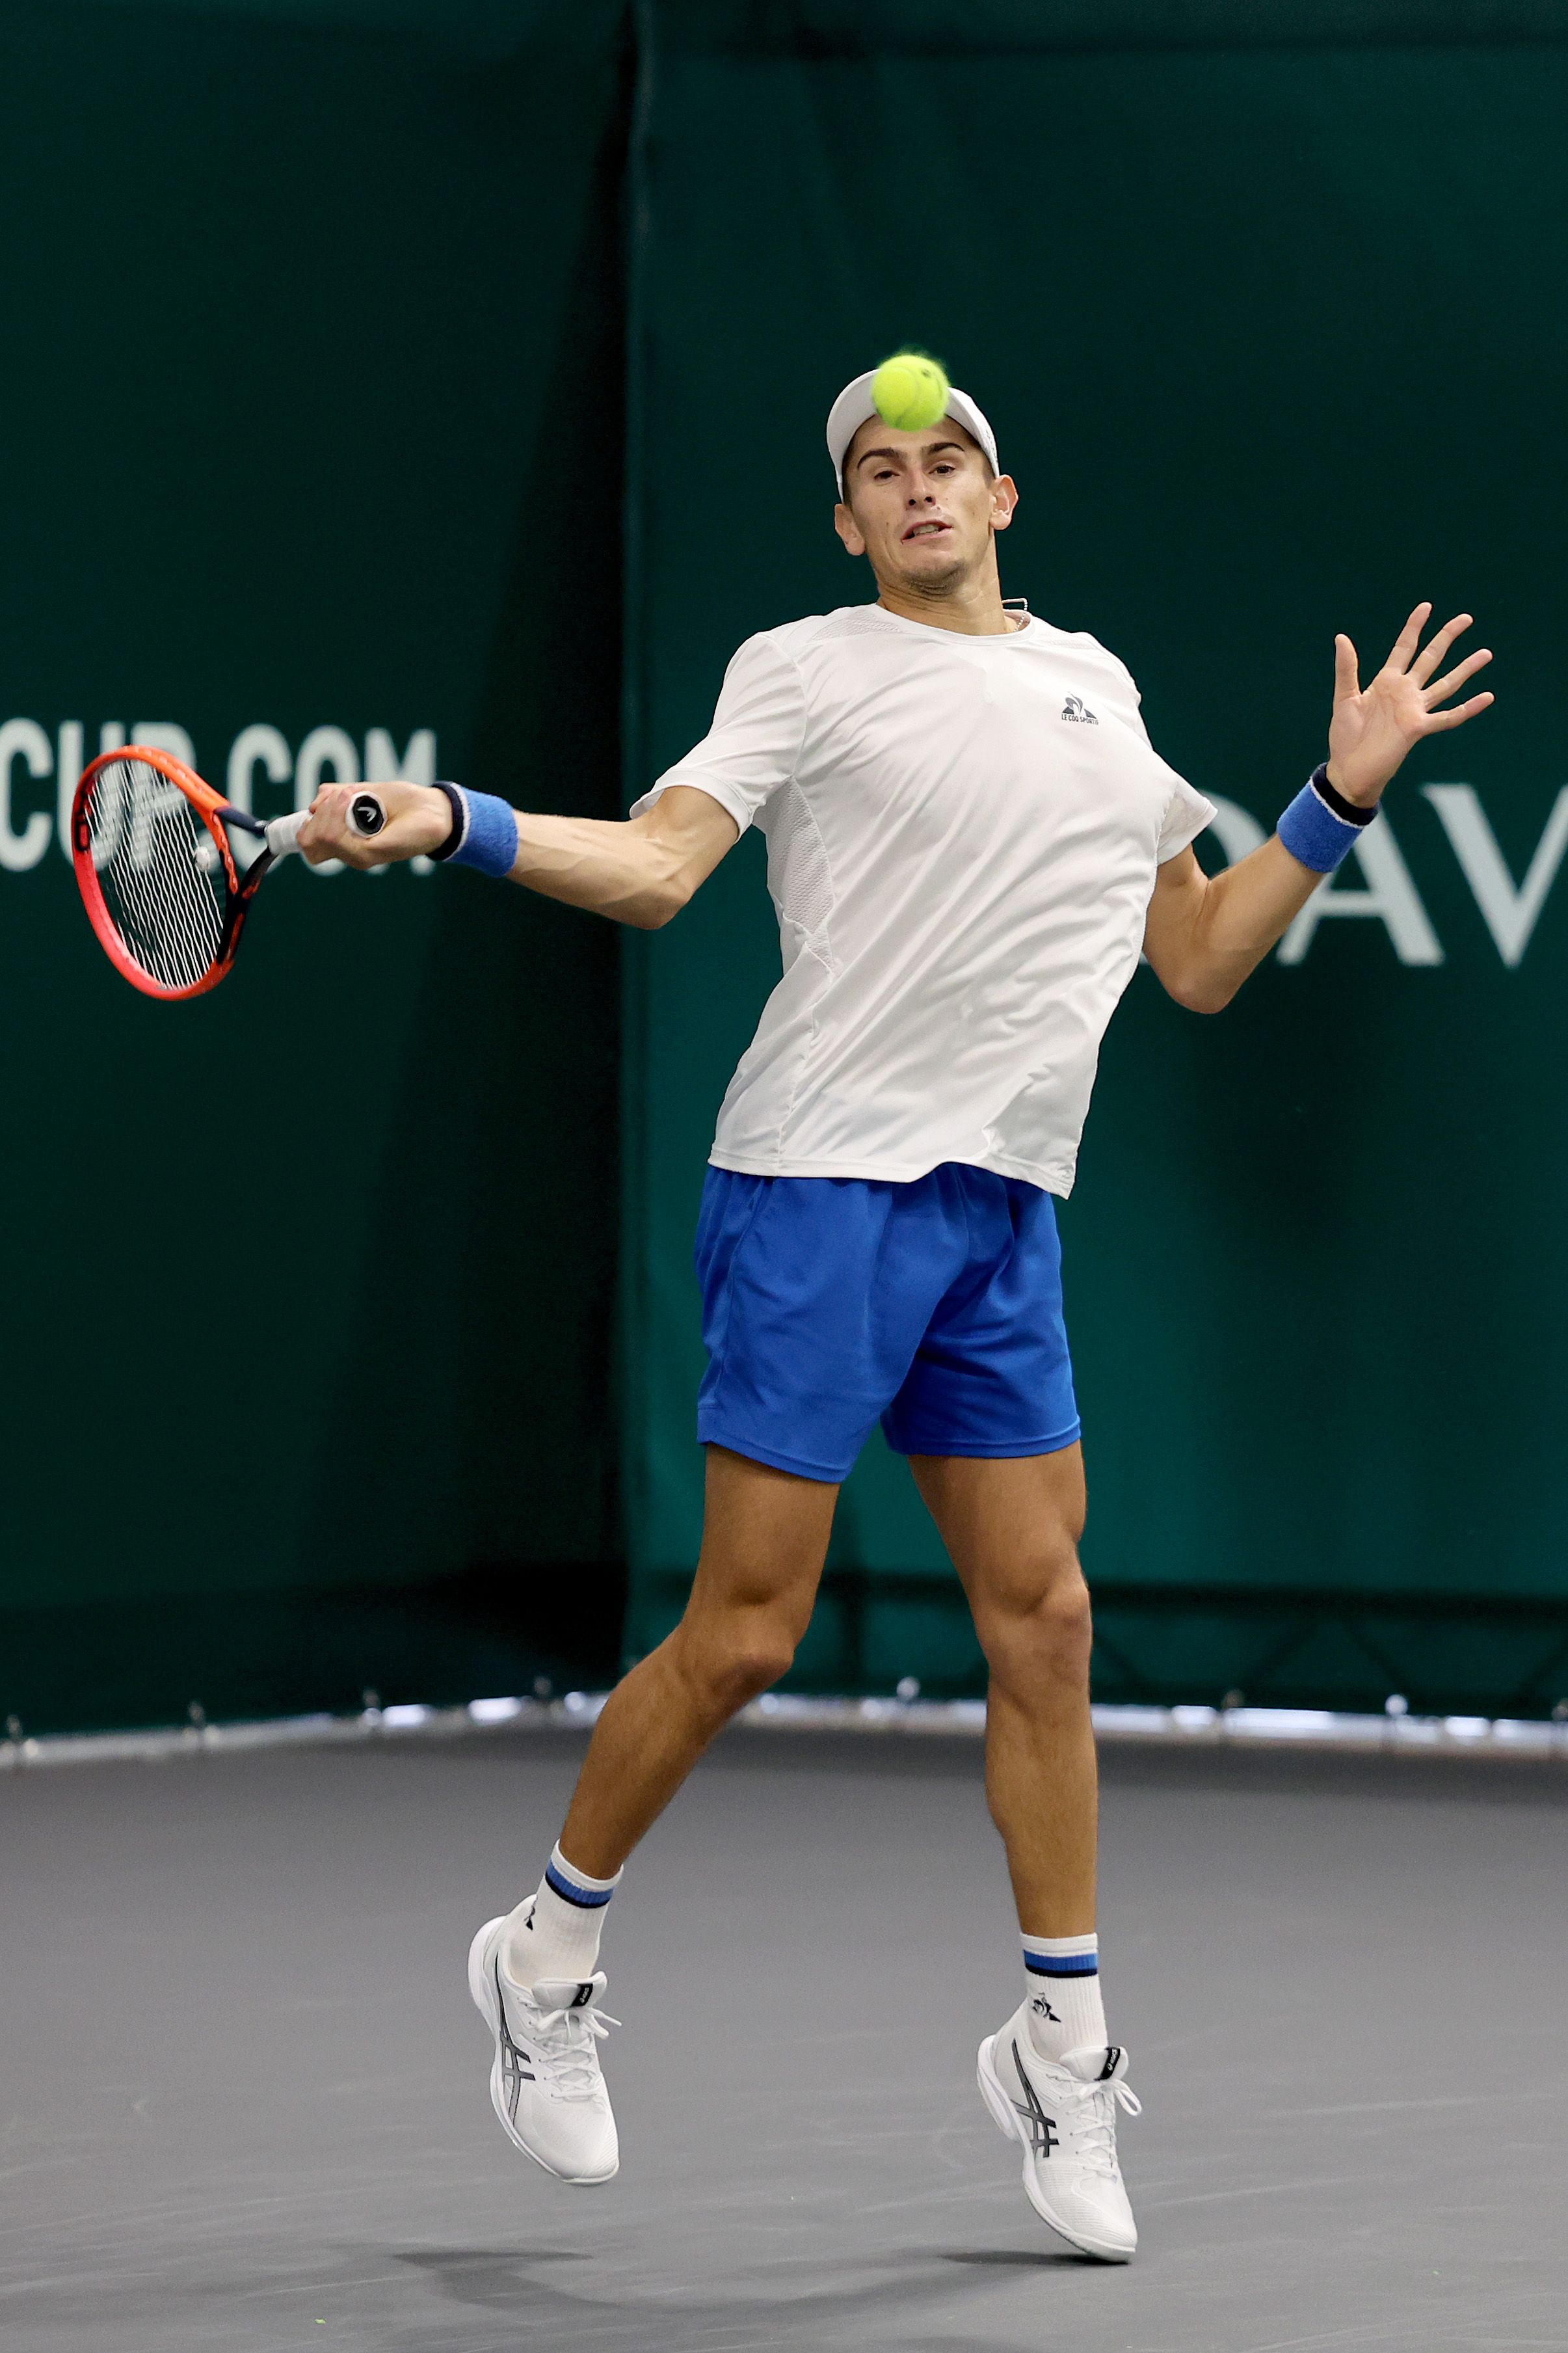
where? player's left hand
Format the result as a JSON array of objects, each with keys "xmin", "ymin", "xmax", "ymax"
[{"xmin": 1325, "ymin": 603, "xmax": 1494, "ymax": 807}]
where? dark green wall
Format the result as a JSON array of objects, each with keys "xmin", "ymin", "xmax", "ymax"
[
  {"xmin": 621, "ymin": 3, "xmax": 1568, "ymax": 1715},
  {"xmin": 1, "ymin": 0, "xmax": 630, "ymax": 1730},
  {"xmin": 10, "ymin": 2, "xmax": 1568, "ymax": 1734}
]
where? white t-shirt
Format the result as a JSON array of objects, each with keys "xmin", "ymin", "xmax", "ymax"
[{"xmin": 633, "ymin": 601, "xmax": 1214, "ymax": 1197}]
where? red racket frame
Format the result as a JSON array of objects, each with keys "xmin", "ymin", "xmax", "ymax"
[{"xmin": 72, "ymin": 745, "xmax": 248, "ymax": 1001}]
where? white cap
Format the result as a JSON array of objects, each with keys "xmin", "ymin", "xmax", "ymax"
[{"xmin": 826, "ymin": 368, "xmax": 1000, "ymax": 496}]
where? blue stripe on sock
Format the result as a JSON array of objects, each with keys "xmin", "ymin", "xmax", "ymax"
[
  {"xmin": 544, "ymin": 1859, "xmax": 615, "ymax": 1909},
  {"xmin": 1024, "ymin": 1952, "xmax": 1098, "ymax": 1976}
]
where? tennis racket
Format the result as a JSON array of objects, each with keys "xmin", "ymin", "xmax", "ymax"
[{"xmin": 72, "ymin": 744, "xmax": 386, "ymax": 1001}]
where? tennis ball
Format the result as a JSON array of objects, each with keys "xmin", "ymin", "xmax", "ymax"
[{"xmin": 871, "ymin": 350, "xmax": 950, "ymax": 433}]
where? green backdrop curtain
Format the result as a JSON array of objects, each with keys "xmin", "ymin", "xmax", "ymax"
[
  {"xmin": 8, "ymin": 2, "xmax": 1568, "ymax": 1734},
  {"xmin": 620, "ymin": 1, "xmax": 1568, "ymax": 1717},
  {"xmin": 0, "ymin": 0, "xmax": 630, "ymax": 1731}
]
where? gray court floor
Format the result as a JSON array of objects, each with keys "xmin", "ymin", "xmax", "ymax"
[{"xmin": 3, "ymin": 1725, "xmax": 1565, "ymax": 2352}]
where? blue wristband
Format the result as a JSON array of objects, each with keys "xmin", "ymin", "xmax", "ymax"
[
  {"xmin": 442, "ymin": 785, "xmax": 519, "ymax": 879},
  {"xmin": 1276, "ymin": 765, "xmax": 1375, "ymax": 874}
]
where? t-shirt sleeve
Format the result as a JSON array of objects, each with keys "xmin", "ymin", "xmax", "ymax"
[
  {"xmin": 629, "ymin": 634, "xmax": 806, "ymax": 833},
  {"xmin": 1110, "ymin": 658, "xmax": 1216, "ymax": 864},
  {"xmin": 1156, "ymin": 772, "xmax": 1217, "ymax": 863}
]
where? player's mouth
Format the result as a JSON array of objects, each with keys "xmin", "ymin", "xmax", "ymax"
[{"xmin": 903, "ymin": 518, "xmax": 953, "ymax": 542}]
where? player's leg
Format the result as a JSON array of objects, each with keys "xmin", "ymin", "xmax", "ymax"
[
  {"xmin": 880, "ymin": 1170, "xmax": 1137, "ymax": 2259},
  {"xmin": 470, "ymin": 1164, "xmax": 960, "ymax": 2188},
  {"xmin": 558, "ymin": 1444, "xmax": 837, "ymax": 1876},
  {"xmin": 912, "ymin": 1445, "xmax": 1139, "ymax": 2263},
  {"xmin": 909, "ymin": 1446, "xmax": 1095, "ymax": 1937},
  {"xmin": 467, "ymin": 1442, "xmax": 836, "ymax": 2185}
]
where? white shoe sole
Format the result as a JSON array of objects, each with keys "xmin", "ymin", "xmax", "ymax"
[
  {"xmin": 976, "ymin": 2034, "xmax": 1133, "ymax": 2263},
  {"xmin": 467, "ymin": 1917, "xmax": 618, "ymax": 2185}
]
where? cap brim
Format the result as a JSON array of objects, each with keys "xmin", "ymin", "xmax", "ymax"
[{"xmin": 826, "ymin": 370, "xmax": 1000, "ymax": 492}]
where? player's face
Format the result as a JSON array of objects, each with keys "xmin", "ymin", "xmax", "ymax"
[{"xmin": 834, "ymin": 422, "xmax": 1016, "ymax": 591}]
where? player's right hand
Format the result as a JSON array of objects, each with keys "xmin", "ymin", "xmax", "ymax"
[{"xmin": 298, "ymin": 781, "xmax": 452, "ymax": 867}]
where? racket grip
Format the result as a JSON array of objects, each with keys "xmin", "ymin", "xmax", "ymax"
[
  {"xmin": 265, "ymin": 810, "xmax": 310, "ymax": 857},
  {"xmin": 265, "ymin": 794, "xmax": 386, "ymax": 859}
]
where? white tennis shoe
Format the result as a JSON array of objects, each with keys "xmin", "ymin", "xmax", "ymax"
[
  {"xmin": 467, "ymin": 1914, "xmax": 620, "ymax": 2184},
  {"xmin": 977, "ymin": 2002, "xmax": 1141, "ymax": 2261}
]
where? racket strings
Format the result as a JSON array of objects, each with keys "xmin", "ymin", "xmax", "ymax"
[{"xmin": 87, "ymin": 760, "xmax": 227, "ymax": 991}]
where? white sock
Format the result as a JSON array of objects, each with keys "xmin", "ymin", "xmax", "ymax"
[
  {"xmin": 501, "ymin": 1843, "xmax": 621, "ymax": 1989},
  {"xmin": 1022, "ymin": 1931, "xmax": 1107, "ymax": 2061}
]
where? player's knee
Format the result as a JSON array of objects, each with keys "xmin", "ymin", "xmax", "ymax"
[
  {"xmin": 681, "ymin": 1613, "xmax": 797, "ymax": 1713},
  {"xmin": 982, "ymin": 1563, "xmax": 1093, "ymax": 1694},
  {"xmin": 1043, "ymin": 1571, "xmax": 1095, "ymax": 1680},
  {"xmin": 707, "ymin": 1635, "xmax": 796, "ymax": 1712},
  {"xmin": 732, "ymin": 1637, "xmax": 797, "ymax": 1704}
]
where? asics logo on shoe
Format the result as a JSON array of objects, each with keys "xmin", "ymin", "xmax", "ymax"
[
  {"xmin": 1061, "ymin": 695, "xmax": 1097, "ymax": 724},
  {"xmin": 1098, "ymin": 2047, "xmax": 1123, "ymax": 2081},
  {"xmin": 573, "ymin": 1982, "xmax": 596, "ymax": 2008},
  {"xmin": 1009, "ymin": 2040, "xmax": 1059, "ymax": 2159},
  {"xmin": 493, "ymin": 1959, "xmax": 537, "ymax": 2120},
  {"xmin": 1030, "ymin": 1995, "xmax": 1061, "ymax": 2023}
]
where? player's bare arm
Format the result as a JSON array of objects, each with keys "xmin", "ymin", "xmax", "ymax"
[
  {"xmin": 1143, "ymin": 603, "xmax": 1494, "ymax": 1015},
  {"xmin": 298, "ymin": 778, "xmax": 737, "ymax": 926}
]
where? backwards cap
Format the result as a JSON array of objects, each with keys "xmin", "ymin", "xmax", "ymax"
[{"xmin": 825, "ymin": 368, "xmax": 1000, "ymax": 497}]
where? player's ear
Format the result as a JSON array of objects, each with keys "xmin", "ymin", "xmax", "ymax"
[
  {"xmin": 990, "ymin": 474, "xmax": 1018, "ymax": 533},
  {"xmin": 834, "ymin": 499, "xmax": 867, "ymax": 558}
]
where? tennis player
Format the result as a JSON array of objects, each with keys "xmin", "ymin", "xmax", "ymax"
[{"xmin": 302, "ymin": 368, "xmax": 1492, "ymax": 2259}]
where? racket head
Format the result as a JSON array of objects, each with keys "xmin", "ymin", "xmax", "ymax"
[{"xmin": 72, "ymin": 746, "xmax": 245, "ymax": 1001}]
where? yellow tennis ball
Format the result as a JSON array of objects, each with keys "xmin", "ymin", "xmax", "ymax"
[{"xmin": 871, "ymin": 351, "xmax": 950, "ymax": 433}]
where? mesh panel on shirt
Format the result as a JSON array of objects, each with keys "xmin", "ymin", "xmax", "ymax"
[{"xmin": 765, "ymin": 778, "xmax": 835, "ymax": 950}]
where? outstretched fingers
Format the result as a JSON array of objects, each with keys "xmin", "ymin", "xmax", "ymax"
[
  {"xmin": 1423, "ymin": 646, "xmax": 1493, "ymax": 706},
  {"xmin": 1333, "ymin": 633, "xmax": 1361, "ymax": 705},
  {"xmin": 1386, "ymin": 601, "xmax": 1433, "ymax": 674},
  {"xmin": 1422, "ymin": 690, "xmax": 1495, "ymax": 733},
  {"xmin": 1409, "ymin": 611, "xmax": 1474, "ymax": 687}
]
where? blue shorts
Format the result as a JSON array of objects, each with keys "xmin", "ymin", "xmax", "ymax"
[{"xmin": 693, "ymin": 1163, "xmax": 1081, "ymax": 1484}]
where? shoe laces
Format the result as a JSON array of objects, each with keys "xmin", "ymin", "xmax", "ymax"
[
  {"xmin": 1057, "ymin": 2072, "xmax": 1141, "ymax": 2177},
  {"xmin": 529, "ymin": 1997, "xmax": 620, "ymax": 2099}
]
